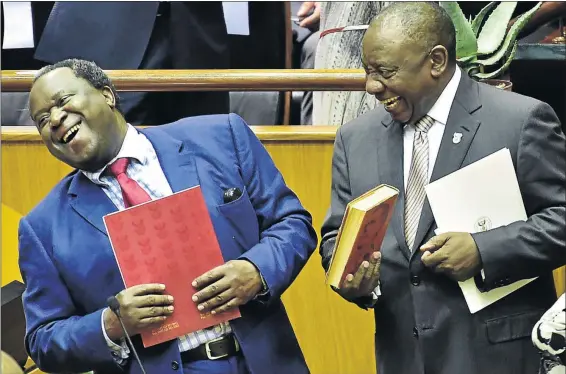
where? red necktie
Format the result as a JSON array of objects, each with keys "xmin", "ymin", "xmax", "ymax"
[{"xmin": 108, "ymin": 158, "xmax": 152, "ymax": 208}]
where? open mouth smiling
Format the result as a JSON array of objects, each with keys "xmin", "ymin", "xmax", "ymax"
[
  {"xmin": 60, "ymin": 123, "xmax": 81, "ymax": 144},
  {"xmin": 380, "ymin": 96, "xmax": 401, "ymax": 110}
]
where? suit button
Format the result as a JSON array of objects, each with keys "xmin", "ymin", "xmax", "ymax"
[
  {"xmin": 171, "ymin": 361, "xmax": 179, "ymax": 370},
  {"xmin": 411, "ymin": 275, "xmax": 421, "ymax": 286},
  {"xmin": 413, "ymin": 327, "xmax": 419, "ymax": 338}
]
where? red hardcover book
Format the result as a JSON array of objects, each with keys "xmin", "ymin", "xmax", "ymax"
[
  {"xmin": 326, "ymin": 184, "xmax": 399, "ymax": 288},
  {"xmin": 103, "ymin": 186, "xmax": 241, "ymax": 348}
]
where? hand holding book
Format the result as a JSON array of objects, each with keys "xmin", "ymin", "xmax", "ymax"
[
  {"xmin": 105, "ymin": 186, "xmax": 242, "ymax": 347},
  {"xmin": 333, "ymin": 251, "xmax": 382, "ymax": 302},
  {"xmin": 192, "ymin": 259, "xmax": 264, "ymax": 315},
  {"xmin": 326, "ymin": 184, "xmax": 398, "ymax": 303},
  {"xmin": 103, "ymin": 283, "xmax": 175, "ymax": 342}
]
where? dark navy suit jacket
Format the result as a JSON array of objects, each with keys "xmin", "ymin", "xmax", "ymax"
[{"xmin": 34, "ymin": 2, "xmax": 229, "ymax": 70}]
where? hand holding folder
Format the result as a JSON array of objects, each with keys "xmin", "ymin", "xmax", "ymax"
[{"xmin": 425, "ymin": 148, "xmax": 536, "ymax": 313}]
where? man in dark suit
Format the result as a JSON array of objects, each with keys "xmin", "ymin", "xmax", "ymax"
[
  {"xmin": 34, "ymin": 2, "xmax": 230, "ymax": 126},
  {"xmin": 19, "ymin": 58, "xmax": 316, "ymax": 374},
  {"xmin": 320, "ymin": 3, "xmax": 566, "ymax": 374},
  {"xmin": 1, "ymin": 1, "xmax": 53, "ymax": 125}
]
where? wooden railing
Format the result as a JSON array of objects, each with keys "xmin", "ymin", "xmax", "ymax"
[{"xmin": 1, "ymin": 69, "xmax": 366, "ymax": 92}]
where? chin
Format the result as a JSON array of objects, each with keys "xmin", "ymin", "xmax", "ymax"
[
  {"xmin": 59, "ymin": 153, "xmax": 98, "ymax": 172},
  {"xmin": 402, "ymin": 109, "xmax": 417, "ymax": 125},
  {"xmin": 392, "ymin": 111, "xmax": 412, "ymax": 124}
]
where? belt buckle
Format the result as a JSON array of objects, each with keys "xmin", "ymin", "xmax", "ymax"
[{"xmin": 205, "ymin": 336, "xmax": 230, "ymax": 361}]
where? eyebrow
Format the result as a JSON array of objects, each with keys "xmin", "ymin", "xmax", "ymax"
[{"xmin": 31, "ymin": 89, "xmax": 67, "ymax": 121}]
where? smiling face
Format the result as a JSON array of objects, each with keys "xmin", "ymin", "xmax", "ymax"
[
  {"xmin": 29, "ymin": 67, "xmax": 126, "ymax": 171},
  {"xmin": 362, "ymin": 24, "xmax": 452, "ymax": 125}
]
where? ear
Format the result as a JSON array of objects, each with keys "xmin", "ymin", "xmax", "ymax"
[
  {"xmin": 101, "ymin": 86, "xmax": 116, "ymax": 108},
  {"xmin": 429, "ymin": 45, "xmax": 449, "ymax": 78}
]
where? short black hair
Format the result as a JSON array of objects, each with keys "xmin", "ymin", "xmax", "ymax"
[
  {"xmin": 371, "ymin": 2, "xmax": 457, "ymax": 62},
  {"xmin": 33, "ymin": 58, "xmax": 121, "ymax": 111}
]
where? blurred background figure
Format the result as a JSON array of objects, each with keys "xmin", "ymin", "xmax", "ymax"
[
  {"xmin": 33, "ymin": 1, "xmax": 230, "ymax": 126},
  {"xmin": 1, "ymin": 1, "xmax": 53, "ymax": 126},
  {"xmin": 295, "ymin": 2, "xmax": 389, "ymax": 126},
  {"xmin": 291, "ymin": 1, "xmax": 320, "ymax": 125},
  {"xmin": 2, "ymin": 1, "xmax": 290, "ymax": 127}
]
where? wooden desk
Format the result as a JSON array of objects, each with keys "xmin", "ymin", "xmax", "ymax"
[{"xmin": 2, "ymin": 126, "xmax": 564, "ymax": 374}]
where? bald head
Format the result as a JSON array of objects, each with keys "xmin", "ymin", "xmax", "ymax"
[{"xmin": 369, "ymin": 2, "xmax": 456, "ymax": 63}]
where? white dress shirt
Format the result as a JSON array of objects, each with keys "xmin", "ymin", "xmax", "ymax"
[{"xmin": 403, "ymin": 67, "xmax": 461, "ymax": 188}]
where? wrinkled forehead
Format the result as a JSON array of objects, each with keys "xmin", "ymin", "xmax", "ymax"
[
  {"xmin": 362, "ymin": 27, "xmax": 422, "ymax": 67},
  {"xmin": 30, "ymin": 68, "xmax": 85, "ymax": 98},
  {"xmin": 29, "ymin": 68, "xmax": 86, "ymax": 111}
]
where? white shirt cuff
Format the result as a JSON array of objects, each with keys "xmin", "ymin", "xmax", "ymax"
[
  {"xmin": 373, "ymin": 284, "xmax": 381, "ymax": 297},
  {"xmin": 362, "ymin": 284, "xmax": 381, "ymax": 308},
  {"xmin": 101, "ymin": 308, "xmax": 130, "ymax": 363}
]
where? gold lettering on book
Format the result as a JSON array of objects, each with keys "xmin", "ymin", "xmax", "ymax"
[
  {"xmin": 200, "ymin": 312, "xmax": 212, "ymax": 319},
  {"xmin": 151, "ymin": 321, "xmax": 180, "ymax": 335}
]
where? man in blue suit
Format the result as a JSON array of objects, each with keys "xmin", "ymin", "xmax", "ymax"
[{"xmin": 19, "ymin": 58, "xmax": 317, "ymax": 374}]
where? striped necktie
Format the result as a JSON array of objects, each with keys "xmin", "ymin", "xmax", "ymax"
[{"xmin": 404, "ymin": 115, "xmax": 435, "ymax": 250}]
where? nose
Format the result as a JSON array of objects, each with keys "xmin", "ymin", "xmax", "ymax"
[
  {"xmin": 365, "ymin": 77, "xmax": 385, "ymax": 96},
  {"xmin": 49, "ymin": 107, "xmax": 67, "ymax": 128}
]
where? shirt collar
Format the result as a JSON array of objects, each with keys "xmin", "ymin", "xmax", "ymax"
[
  {"xmin": 81, "ymin": 124, "xmax": 145, "ymax": 184},
  {"xmin": 426, "ymin": 67, "xmax": 461, "ymax": 126}
]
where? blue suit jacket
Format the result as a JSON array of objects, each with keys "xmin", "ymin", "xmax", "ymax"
[{"xmin": 19, "ymin": 114, "xmax": 317, "ymax": 374}]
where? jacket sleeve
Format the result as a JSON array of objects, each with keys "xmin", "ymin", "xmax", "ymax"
[
  {"xmin": 319, "ymin": 127, "xmax": 377, "ymax": 308},
  {"xmin": 320, "ymin": 127, "xmax": 351, "ymax": 272},
  {"xmin": 19, "ymin": 218, "xmax": 123, "ymax": 373},
  {"xmin": 473, "ymin": 101, "xmax": 566, "ymax": 291},
  {"xmin": 228, "ymin": 113, "xmax": 318, "ymax": 301}
]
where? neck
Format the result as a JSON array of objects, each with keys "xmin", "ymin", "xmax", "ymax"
[
  {"xmin": 410, "ymin": 64, "xmax": 456, "ymax": 125},
  {"xmin": 439, "ymin": 63, "xmax": 457, "ymax": 89},
  {"xmin": 82, "ymin": 113, "xmax": 128, "ymax": 172},
  {"xmin": 111, "ymin": 113, "xmax": 129, "ymax": 158}
]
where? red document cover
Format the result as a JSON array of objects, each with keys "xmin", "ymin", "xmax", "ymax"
[
  {"xmin": 338, "ymin": 196, "xmax": 397, "ymax": 288},
  {"xmin": 103, "ymin": 186, "xmax": 241, "ymax": 348}
]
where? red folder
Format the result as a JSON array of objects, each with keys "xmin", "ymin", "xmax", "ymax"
[{"xmin": 104, "ymin": 186, "xmax": 241, "ymax": 348}]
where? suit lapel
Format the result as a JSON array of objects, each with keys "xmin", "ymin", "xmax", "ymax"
[
  {"xmin": 410, "ymin": 73, "xmax": 482, "ymax": 258},
  {"xmin": 69, "ymin": 172, "xmax": 117, "ymax": 235},
  {"xmin": 377, "ymin": 114, "xmax": 411, "ymax": 259},
  {"xmin": 141, "ymin": 128, "xmax": 200, "ymax": 193},
  {"xmin": 68, "ymin": 127, "xmax": 200, "ymax": 235}
]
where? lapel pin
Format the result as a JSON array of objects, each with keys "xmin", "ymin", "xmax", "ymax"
[{"xmin": 452, "ymin": 132, "xmax": 463, "ymax": 144}]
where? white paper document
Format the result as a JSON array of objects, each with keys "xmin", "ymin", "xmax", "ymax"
[
  {"xmin": 2, "ymin": 2, "xmax": 35, "ymax": 49},
  {"xmin": 426, "ymin": 148, "xmax": 536, "ymax": 313},
  {"xmin": 222, "ymin": 2, "xmax": 250, "ymax": 36}
]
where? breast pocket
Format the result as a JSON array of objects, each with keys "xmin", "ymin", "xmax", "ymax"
[
  {"xmin": 485, "ymin": 309, "xmax": 545, "ymax": 344},
  {"xmin": 216, "ymin": 187, "xmax": 260, "ymax": 252}
]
